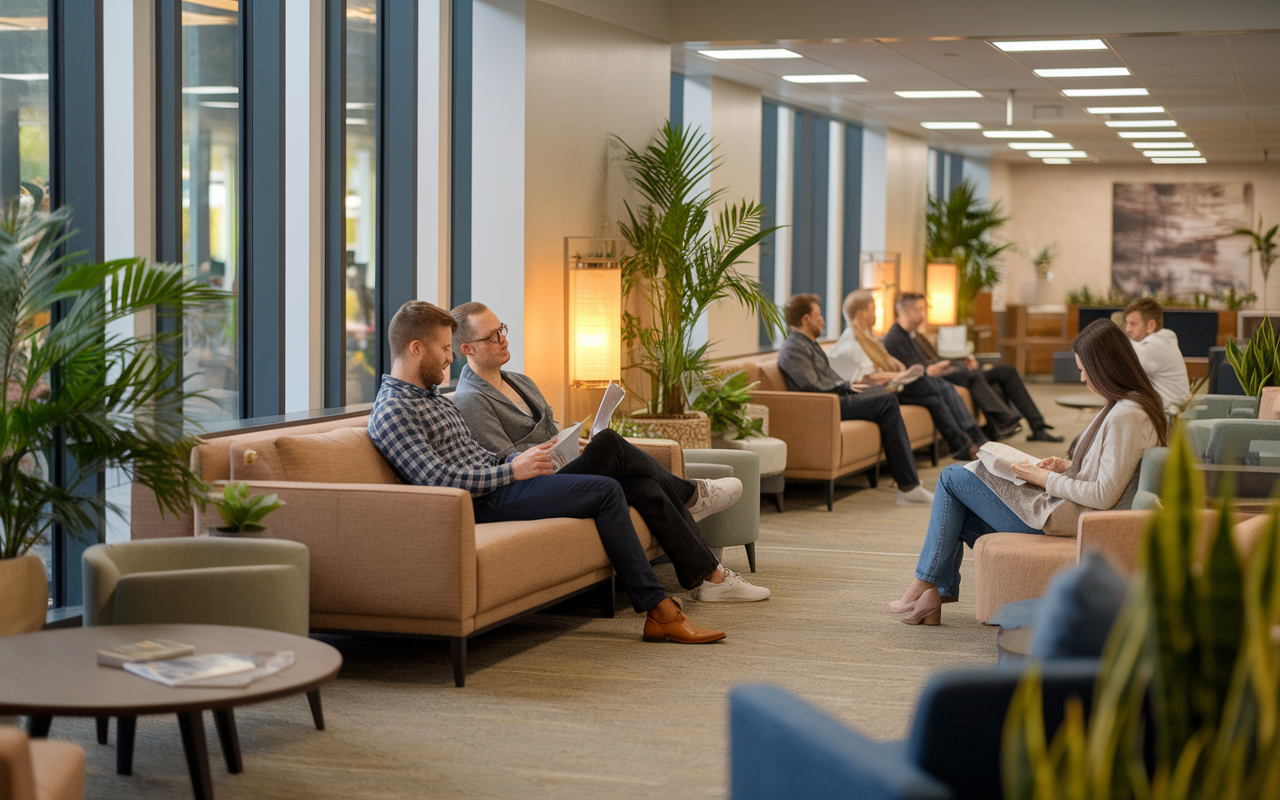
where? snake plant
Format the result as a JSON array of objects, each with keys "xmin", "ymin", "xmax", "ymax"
[{"xmin": 1225, "ymin": 315, "xmax": 1280, "ymax": 400}]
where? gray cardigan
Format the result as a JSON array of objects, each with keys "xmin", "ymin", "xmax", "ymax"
[{"xmin": 451, "ymin": 365, "xmax": 559, "ymax": 459}]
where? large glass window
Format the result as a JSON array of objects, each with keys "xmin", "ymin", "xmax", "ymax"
[
  {"xmin": 344, "ymin": 2, "xmax": 378, "ymax": 403},
  {"xmin": 181, "ymin": 1, "xmax": 240, "ymax": 422}
]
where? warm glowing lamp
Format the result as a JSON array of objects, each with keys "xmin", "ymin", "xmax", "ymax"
[
  {"xmin": 858, "ymin": 252, "xmax": 900, "ymax": 335},
  {"xmin": 566, "ymin": 239, "xmax": 623, "ymax": 388},
  {"xmin": 925, "ymin": 261, "xmax": 959, "ymax": 326}
]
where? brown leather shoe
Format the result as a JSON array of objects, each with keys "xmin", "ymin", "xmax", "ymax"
[{"xmin": 643, "ymin": 598, "xmax": 726, "ymax": 644}]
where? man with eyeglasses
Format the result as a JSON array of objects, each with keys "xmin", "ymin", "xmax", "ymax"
[{"xmin": 449, "ymin": 301, "xmax": 771, "ymax": 606}]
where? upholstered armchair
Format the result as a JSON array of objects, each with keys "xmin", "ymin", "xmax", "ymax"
[
  {"xmin": 0, "ymin": 725, "xmax": 84, "ymax": 800},
  {"xmin": 683, "ymin": 449, "xmax": 762, "ymax": 572}
]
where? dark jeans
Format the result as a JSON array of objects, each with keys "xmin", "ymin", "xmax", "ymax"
[
  {"xmin": 943, "ymin": 369, "xmax": 1020, "ymax": 432},
  {"xmin": 898, "ymin": 376, "xmax": 987, "ymax": 454},
  {"xmin": 838, "ymin": 391, "xmax": 920, "ymax": 490},
  {"xmin": 982, "ymin": 365, "xmax": 1048, "ymax": 431}
]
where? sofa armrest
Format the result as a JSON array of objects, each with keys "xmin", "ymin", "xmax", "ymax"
[
  {"xmin": 200, "ymin": 481, "xmax": 479, "ymax": 622},
  {"xmin": 747, "ymin": 390, "xmax": 841, "ymax": 474},
  {"xmin": 114, "ymin": 564, "xmax": 309, "ymax": 636},
  {"xmin": 1076, "ymin": 511, "xmax": 1153, "ymax": 576},
  {"xmin": 731, "ymin": 686, "xmax": 951, "ymax": 800},
  {"xmin": 627, "ymin": 438, "xmax": 685, "ymax": 479}
]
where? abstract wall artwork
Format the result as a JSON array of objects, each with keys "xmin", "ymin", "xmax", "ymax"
[{"xmin": 1112, "ymin": 183, "xmax": 1253, "ymax": 296}]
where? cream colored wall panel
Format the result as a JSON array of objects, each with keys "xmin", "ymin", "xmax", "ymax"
[{"xmin": 885, "ymin": 129, "xmax": 928, "ymax": 292}]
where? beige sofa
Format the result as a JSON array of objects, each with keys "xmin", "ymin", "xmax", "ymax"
[
  {"xmin": 716, "ymin": 350, "xmax": 979, "ymax": 509},
  {"xmin": 133, "ymin": 413, "xmax": 686, "ymax": 687}
]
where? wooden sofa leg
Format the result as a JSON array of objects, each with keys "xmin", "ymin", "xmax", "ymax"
[
  {"xmin": 772, "ymin": 492, "xmax": 784, "ymax": 513},
  {"xmin": 826, "ymin": 481, "xmax": 835, "ymax": 511},
  {"xmin": 597, "ymin": 576, "xmax": 616, "ymax": 619},
  {"xmin": 451, "ymin": 638, "xmax": 467, "ymax": 688},
  {"xmin": 867, "ymin": 467, "xmax": 878, "ymax": 489},
  {"xmin": 745, "ymin": 542, "xmax": 756, "ymax": 573}
]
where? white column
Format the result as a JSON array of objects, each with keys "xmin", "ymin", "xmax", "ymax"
[
  {"xmin": 825, "ymin": 120, "xmax": 843, "ymax": 337},
  {"xmin": 773, "ymin": 105, "xmax": 793, "ymax": 346},
  {"xmin": 417, "ymin": 0, "xmax": 442, "ymax": 306},
  {"xmin": 860, "ymin": 125, "xmax": 887, "ymax": 254},
  {"xmin": 283, "ymin": 0, "xmax": 312, "ymax": 412},
  {"xmin": 471, "ymin": 0, "xmax": 525, "ymax": 369},
  {"xmin": 680, "ymin": 73, "xmax": 713, "ymax": 350}
]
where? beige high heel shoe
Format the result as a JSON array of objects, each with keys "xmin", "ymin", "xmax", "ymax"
[
  {"xmin": 901, "ymin": 588, "xmax": 942, "ymax": 626},
  {"xmin": 889, "ymin": 597, "xmax": 917, "ymax": 614}
]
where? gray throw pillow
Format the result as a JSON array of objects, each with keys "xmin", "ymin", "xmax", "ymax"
[{"xmin": 1028, "ymin": 552, "xmax": 1128, "ymax": 659}]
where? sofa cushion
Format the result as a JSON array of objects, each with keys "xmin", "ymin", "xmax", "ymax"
[
  {"xmin": 274, "ymin": 428, "xmax": 403, "ymax": 484},
  {"xmin": 839, "ymin": 420, "xmax": 881, "ymax": 466},
  {"xmin": 756, "ymin": 360, "xmax": 789, "ymax": 392},
  {"xmin": 1028, "ymin": 552, "xmax": 1128, "ymax": 659}
]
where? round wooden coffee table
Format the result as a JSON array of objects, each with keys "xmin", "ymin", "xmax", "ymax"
[
  {"xmin": 0, "ymin": 623, "xmax": 342, "ymax": 799},
  {"xmin": 1054, "ymin": 392, "xmax": 1106, "ymax": 411}
]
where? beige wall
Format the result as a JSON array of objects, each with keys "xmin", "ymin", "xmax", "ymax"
[
  {"xmin": 707, "ymin": 77, "xmax": 764, "ymax": 360},
  {"xmin": 524, "ymin": 1, "xmax": 670, "ymax": 422},
  {"xmin": 999, "ymin": 163, "xmax": 1280, "ymax": 308},
  {"xmin": 884, "ymin": 130, "xmax": 929, "ymax": 293}
]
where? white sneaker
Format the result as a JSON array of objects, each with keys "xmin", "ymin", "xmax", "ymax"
[
  {"xmin": 687, "ymin": 477, "xmax": 743, "ymax": 522},
  {"xmin": 692, "ymin": 568, "xmax": 771, "ymax": 602},
  {"xmin": 896, "ymin": 486, "xmax": 935, "ymax": 506}
]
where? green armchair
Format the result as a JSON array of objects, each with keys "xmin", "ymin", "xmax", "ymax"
[{"xmin": 684, "ymin": 449, "xmax": 762, "ymax": 572}]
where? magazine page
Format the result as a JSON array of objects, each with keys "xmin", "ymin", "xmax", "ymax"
[
  {"xmin": 976, "ymin": 442, "xmax": 1038, "ymax": 485},
  {"xmin": 590, "ymin": 383, "xmax": 626, "ymax": 439},
  {"xmin": 123, "ymin": 653, "xmax": 257, "ymax": 687},
  {"xmin": 549, "ymin": 422, "xmax": 584, "ymax": 472},
  {"xmin": 885, "ymin": 364, "xmax": 925, "ymax": 389},
  {"xmin": 179, "ymin": 652, "xmax": 296, "ymax": 688}
]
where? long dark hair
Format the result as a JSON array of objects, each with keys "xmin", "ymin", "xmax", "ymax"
[{"xmin": 1073, "ymin": 319, "xmax": 1169, "ymax": 447}]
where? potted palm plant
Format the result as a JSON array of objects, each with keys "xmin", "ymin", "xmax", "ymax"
[
  {"xmin": 0, "ymin": 199, "xmax": 224, "ymax": 634},
  {"xmin": 614, "ymin": 122, "xmax": 785, "ymax": 448},
  {"xmin": 1234, "ymin": 214, "xmax": 1278, "ymax": 312},
  {"xmin": 927, "ymin": 178, "xmax": 1013, "ymax": 324}
]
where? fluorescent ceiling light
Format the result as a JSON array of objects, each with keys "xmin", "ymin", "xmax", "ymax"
[
  {"xmin": 1144, "ymin": 150, "xmax": 1200, "ymax": 157},
  {"xmin": 1028, "ymin": 150, "xmax": 1087, "ymax": 158},
  {"xmin": 1131, "ymin": 141, "xmax": 1195, "ymax": 149},
  {"xmin": 920, "ymin": 121, "xmax": 982, "ymax": 129},
  {"xmin": 1034, "ymin": 67, "xmax": 1130, "ymax": 78},
  {"xmin": 1087, "ymin": 106, "xmax": 1165, "ymax": 114},
  {"xmin": 1151, "ymin": 157, "xmax": 1207, "ymax": 164},
  {"xmin": 784, "ymin": 74, "xmax": 867, "ymax": 83},
  {"xmin": 697, "ymin": 48, "xmax": 802, "ymax": 60},
  {"xmin": 992, "ymin": 39, "xmax": 1107, "ymax": 52},
  {"xmin": 982, "ymin": 130, "xmax": 1053, "ymax": 138},
  {"xmin": 1117, "ymin": 131, "xmax": 1185, "ymax": 139},
  {"xmin": 182, "ymin": 85, "xmax": 237, "ymax": 95},
  {"xmin": 895, "ymin": 90, "xmax": 984, "ymax": 99},
  {"xmin": 199, "ymin": 101, "xmax": 238, "ymax": 109},
  {"xmin": 1042, "ymin": 158, "xmax": 1073, "ymax": 164},
  {"xmin": 1007, "ymin": 142, "xmax": 1073, "ymax": 150},
  {"xmin": 1062, "ymin": 88, "xmax": 1149, "ymax": 97},
  {"xmin": 1106, "ymin": 119, "xmax": 1177, "ymax": 128},
  {"xmin": 0, "ymin": 73, "xmax": 48, "ymax": 81}
]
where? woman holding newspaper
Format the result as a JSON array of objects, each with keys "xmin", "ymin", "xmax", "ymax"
[{"xmin": 890, "ymin": 320, "xmax": 1169, "ymax": 625}]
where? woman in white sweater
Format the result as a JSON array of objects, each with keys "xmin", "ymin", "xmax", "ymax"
[{"xmin": 891, "ymin": 320, "xmax": 1168, "ymax": 625}]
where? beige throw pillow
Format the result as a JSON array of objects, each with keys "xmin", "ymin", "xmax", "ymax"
[{"xmin": 274, "ymin": 428, "xmax": 403, "ymax": 485}]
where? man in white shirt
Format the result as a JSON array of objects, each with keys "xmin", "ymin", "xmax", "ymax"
[{"xmin": 1123, "ymin": 297, "xmax": 1190, "ymax": 411}]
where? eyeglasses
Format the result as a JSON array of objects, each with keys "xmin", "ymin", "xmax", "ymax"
[{"xmin": 468, "ymin": 323, "xmax": 508, "ymax": 344}]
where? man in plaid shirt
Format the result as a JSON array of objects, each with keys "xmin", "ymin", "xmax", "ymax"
[{"xmin": 368, "ymin": 301, "xmax": 730, "ymax": 644}]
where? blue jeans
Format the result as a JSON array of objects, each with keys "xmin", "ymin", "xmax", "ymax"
[{"xmin": 914, "ymin": 463, "xmax": 1041, "ymax": 599}]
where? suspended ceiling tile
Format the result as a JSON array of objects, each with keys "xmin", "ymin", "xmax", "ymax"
[{"xmin": 1108, "ymin": 34, "xmax": 1230, "ymax": 65}]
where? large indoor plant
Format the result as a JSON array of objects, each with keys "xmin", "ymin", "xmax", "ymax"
[
  {"xmin": 927, "ymin": 178, "xmax": 1013, "ymax": 323},
  {"xmin": 1226, "ymin": 315, "xmax": 1280, "ymax": 402},
  {"xmin": 614, "ymin": 122, "xmax": 784, "ymax": 447},
  {"xmin": 0, "ymin": 200, "xmax": 224, "ymax": 632},
  {"xmin": 1234, "ymin": 214, "xmax": 1278, "ymax": 312}
]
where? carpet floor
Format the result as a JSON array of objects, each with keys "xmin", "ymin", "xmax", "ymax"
[{"xmin": 20, "ymin": 383, "xmax": 1096, "ymax": 799}]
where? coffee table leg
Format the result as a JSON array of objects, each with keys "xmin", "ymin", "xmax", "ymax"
[
  {"xmin": 117, "ymin": 716, "xmax": 137, "ymax": 775},
  {"xmin": 306, "ymin": 690, "xmax": 325, "ymax": 731},
  {"xmin": 177, "ymin": 711, "xmax": 214, "ymax": 800},
  {"xmin": 212, "ymin": 709, "xmax": 242, "ymax": 774},
  {"xmin": 27, "ymin": 716, "xmax": 51, "ymax": 738},
  {"xmin": 96, "ymin": 716, "xmax": 109, "ymax": 744}
]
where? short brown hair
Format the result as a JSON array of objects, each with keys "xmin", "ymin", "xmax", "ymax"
[
  {"xmin": 784, "ymin": 294, "xmax": 821, "ymax": 329},
  {"xmin": 1124, "ymin": 297, "xmax": 1163, "ymax": 330},
  {"xmin": 388, "ymin": 301, "xmax": 456, "ymax": 360},
  {"xmin": 895, "ymin": 291, "xmax": 925, "ymax": 318},
  {"xmin": 842, "ymin": 290, "xmax": 875, "ymax": 324},
  {"xmin": 450, "ymin": 301, "xmax": 489, "ymax": 349}
]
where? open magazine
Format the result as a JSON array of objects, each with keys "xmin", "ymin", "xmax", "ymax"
[
  {"xmin": 885, "ymin": 363, "xmax": 925, "ymax": 389},
  {"xmin": 548, "ymin": 383, "xmax": 627, "ymax": 472},
  {"xmin": 975, "ymin": 442, "xmax": 1038, "ymax": 485},
  {"xmin": 123, "ymin": 651, "xmax": 295, "ymax": 688}
]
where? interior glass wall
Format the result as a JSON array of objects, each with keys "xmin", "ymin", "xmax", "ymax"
[
  {"xmin": 344, "ymin": 2, "xmax": 378, "ymax": 403},
  {"xmin": 181, "ymin": 1, "xmax": 240, "ymax": 422}
]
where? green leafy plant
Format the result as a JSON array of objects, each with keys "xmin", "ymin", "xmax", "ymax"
[
  {"xmin": 1024, "ymin": 243, "xmax": 1058, "ymax": 281},
  {"xmin": 1226, "ymin": 316, "xmax": 1280, "ymax": 399},
  {"xmin": 614, "ymin": 122, "xmax": 786, "ymax": 417},
  {"xmin": 1234, "ymin": 215, "xmax": 1278, "ymax": 311},
  {"xmin": 211, "ymin": 481, "xmax": 286, "ymax": 533},
  {"xmin": 1002, "ymin": 431, "xmax": 1280, "ymax": 799},
  {"xmin": 1217, "ymin": 286, "xmax": 1258, "ymax": 311},
  {"xmin": 927, "ymin": 178, "xmax": 1013, "ymax": 322},
  {"xmin": 690, "ymin": 370, "xmax": 764, "ymax": 440},
  {"xmin": 0, "ymin": 205, "xmax": 227, "ymax": 560}
]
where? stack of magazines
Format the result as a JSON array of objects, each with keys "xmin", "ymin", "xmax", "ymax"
[{"xmin": 98, "ymin": 640, "xmax": 294, "ymax": 687}]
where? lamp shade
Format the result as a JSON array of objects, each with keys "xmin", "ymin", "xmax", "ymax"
[
  {"xmin": 925, "ymin": 261, "xmax": 959, "ymax": 326},
  {"xmin": 568, "ymin": 266, "xmax": 621, "ymax": 387},
  {"xmin": 858, "ymin": 252, "xmax": 900, "ymax": 336}
]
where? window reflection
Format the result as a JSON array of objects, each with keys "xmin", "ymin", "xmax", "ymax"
[
  {"xmin": 345, "ymin": 2, "xmax": 377, "ymax": 403},
  {"xmin": 181, "ymin": 0, "xmax": 240, "ymax": 422}
]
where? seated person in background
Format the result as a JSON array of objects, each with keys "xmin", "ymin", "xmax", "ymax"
[
  {"xmin": 889, "ymin": 320, "xmax": 1167, "ymax": 626},
  {"xmin": 831, "ymin": 291, "xmax": 989, "ymax": 462},
  {"xmin": 368, "ymin": 300, "xmax": 736, "ymax": 645},
  {"xmin": 448, "ymin": 301, "xmax": 769, "ymax": 603},
  {"xmin": 885, "ymin": 292, "xmax": 1063, "ymax": 443},
  {"xmin": 776, "ymin": 293, "xmax": 934, "ymax": 506},
  {"xmin": 1123, "ymin": 297, "xmax": 1190, "ymax": 412}
]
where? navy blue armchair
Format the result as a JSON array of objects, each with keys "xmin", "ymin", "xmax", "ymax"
[{"xmin": 730, "ymin": 659, "xmax": 1098, "ymax": 800}]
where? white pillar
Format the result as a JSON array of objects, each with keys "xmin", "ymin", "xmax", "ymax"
[
  {"xmin": 825, "ymin": 120, "xmax": 844, "ymax": 337},
  {"xmin": 773, "ymin": 106, "xmax": 793, "ymax": 345},
  {"xmin": 417, "ymin": 0, "xmax": 442, "ymax": 306},
  {"xmin": 860, "ymin": 125, "xmax": 887, "ymax": 255}
]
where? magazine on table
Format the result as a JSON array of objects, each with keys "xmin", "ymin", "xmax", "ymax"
[
  {"xmin": 97, "ymin": 639, "xmax": 194, "ymax": 668},
  {"xmin": 974, "ymin": 442, "xmax": 1038, "ymax": 485},
  {"xmin": 123, "ymin": 651, "xmax": 295, "ymax": 688},
  {"xmin": 548, "ymin": 383, "xmax": 627, "ymax": 472}
]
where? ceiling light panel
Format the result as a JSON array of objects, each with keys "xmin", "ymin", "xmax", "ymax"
[
  {"xmin": 1131, "ymin": 141, "xmax": 1195, "ymax": 149},
  {"xmin": 1027, "ymin": 150, "xmax": 1087, "ymax": 158},
  {"xmin": 783, "ymin": 74, "xmax": 867, "ymax": 83},
  {"xmin": 697, "ymin": 48, "xmax": 802, "ymax": 60},
  {"xmin": 1087, "ymin": 106, "xmax": 1165, "ymax": 114},
  {"xmin": 992, "ymin": 39, "xmax": 1107, "ymax": 52},
  {"xmin": 920, "ymin": 121, "xmax": 982, "ymax": 129},
  {"xmin": 1007, "ymin": 142, "xmax": 1073, "ymax": 150},
  {"xmin": 1105, "ymin": 120, "xmax": 1177, "ymax": 128},
  {"xmin": 1144, "ymin": 150, "xmax": 1200, "ymax": 157},
  {"xmin": 981, "ymin": 130, "xmax": 1053, "ymax": 138},
  {"xmin": 1061, "ymin": 88, "xmax": 1149, "ymax": 97},
  {"xmin": 1034, "ymin": 67, "xmax": 1130, "ymax": 78},
  {"xmin": 1042, "ymin": 158, "xmax": 1073, "ymax": 164},
  {"xmin": 895, "ymin": 90, "xmax": 985, "ymax": 99},
  {"xmin": 1151, "ymin": 157, "xmax": 1207, "ymax": 164},
  {"xmin": 1117, "ymin": 131, "xmax": 1186, "ymax": 138}
]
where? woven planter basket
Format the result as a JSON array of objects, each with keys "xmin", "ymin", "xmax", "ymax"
[{"xmin": 630, "ymin": 411, "xmax": 712, "ymax": 450}]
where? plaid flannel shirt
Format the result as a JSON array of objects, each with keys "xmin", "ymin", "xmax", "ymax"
[{"xmin": 368, "ymin": 375, "xmax": 516, "ymax": 498}]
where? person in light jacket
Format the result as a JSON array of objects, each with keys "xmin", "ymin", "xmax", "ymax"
[
  {"xmin": 1124, "ymin": 297, "xmax": 1191, "ymax": 412},
  {"xmin": 889, "ymin": 320, "xmax": 1168, "ymax": 626}
]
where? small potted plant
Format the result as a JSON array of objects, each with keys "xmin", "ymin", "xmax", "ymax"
[
  {"xmin": 691, "ymin": 370, "xmax": 764, "ymax": 443},
  {"xmin": 209, "ymin": 482, "xmax": 286, "ymax": 537}
]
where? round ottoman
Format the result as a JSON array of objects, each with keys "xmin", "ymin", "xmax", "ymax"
[{"xmin": 716, "ymin": 434, "xmax": 787, "ymax": 512}]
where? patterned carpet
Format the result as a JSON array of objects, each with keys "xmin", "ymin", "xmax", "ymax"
[{"xmin": 15, "ymin": 383, "xmax": 1094, "ymax": 799}]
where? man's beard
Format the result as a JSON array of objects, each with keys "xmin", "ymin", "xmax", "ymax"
[{"xmin": 419, "ymin": 362, "xmax": 443, "ymax": 388}]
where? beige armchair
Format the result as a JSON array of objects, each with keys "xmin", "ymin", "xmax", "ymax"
[{"xmin": 0, "ymin": 725, "xmax": 84, "ymax": 800}]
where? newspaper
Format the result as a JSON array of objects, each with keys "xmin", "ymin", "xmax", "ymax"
[
  {"xmin": 975, "ymin": 442, "xmax": 1038, "ymax": 485},
  {"xmin": 590, "ymin": 383, "xmax": 626, "ymax": 438},
  {"xmin": 123, "ymin": 651, "xmax": 295, "ymax": 688},
  {"xmin": 549, "ymin": 383, "xmax": 627, "ymax": 472}
]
